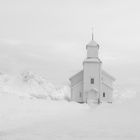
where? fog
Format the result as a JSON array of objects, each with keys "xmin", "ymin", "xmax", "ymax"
[{"xmin": 0, "ymin": 0, "xmax": 140, "ymax": 91}]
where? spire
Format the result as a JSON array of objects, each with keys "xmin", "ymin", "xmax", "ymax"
[{"xmin": 86, "ymin": 28, "xmax": 99, "ymax": 48}]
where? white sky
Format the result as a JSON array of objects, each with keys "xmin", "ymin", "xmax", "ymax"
[{"xmin": 0, "ymin": 0, "xmax": 140, "ymax": 90}]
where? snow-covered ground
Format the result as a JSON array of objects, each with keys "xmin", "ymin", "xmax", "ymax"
[{"xmin": 0, "ymin": 72, "xmax": 140, "ymax": 140}]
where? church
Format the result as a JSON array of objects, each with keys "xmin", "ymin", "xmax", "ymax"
[{"xmin": 69, "ymin": 34, "xmax": 115, "ymax": 104}]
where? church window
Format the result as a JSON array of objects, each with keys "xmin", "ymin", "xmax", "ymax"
[
  {"xmin": 91, "ymin": 78, "xmax": 94, "ymax": 84},
  {"xmin": 80, "ymin": 92, "xmax": 82, "ymax": 98},
  {"xmin": 103, "ymin": 92, "xmax": 105, "ymax": 97}
]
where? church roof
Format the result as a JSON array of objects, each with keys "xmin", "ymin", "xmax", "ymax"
[
  {"xmin": 69, "ymin": 70, "xmax": 83, "ymax": 87},
  {"xmin": 86, "ymin": 40, "xmax": 99, "ymax": 48},
  {"xmin": 102, "ymin": 70, "xmax": 115, "ymax": 81},
  {"xmin": 69, "ymin": 70, "xmax": 83, "ymax": 81}
]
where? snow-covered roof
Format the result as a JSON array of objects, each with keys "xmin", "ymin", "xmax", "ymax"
[
  {"xmin": 69, "ymin": 70, "xmax": 83, "ymax": 87},
  {"xmin": 102, "ymin": 70, "xmax": 115, "ymax": 81},
  {"xmin": 86, "ymin": 40, "xmax": 99, "ymax": 48},
  {"xmin": 69, "ymin": 70, "xmax": 83, "ymax": 81}
]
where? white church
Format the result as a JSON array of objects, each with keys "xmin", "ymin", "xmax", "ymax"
[{"xmin": 69, "ymin": 34, "xmax": 115, "ymax": 104}]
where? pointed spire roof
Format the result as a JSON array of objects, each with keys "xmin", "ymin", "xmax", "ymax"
[
  {"xmin": 86, "ymin": 29, "xmax": 99, "ymax": 48},
  {"xmin": 86, "ymin": 40, "xmax": 98, "ymax": 47}
]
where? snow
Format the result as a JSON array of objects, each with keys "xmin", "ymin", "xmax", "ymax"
[
  {"xmin": 0, "ymin": 94, "xmax": 140, "ymax": 140},
  {"xmin": 0, "ymin": 72, "xmax": 70, "ymax": 100},
  {"xmin": 0, "ymin": 72, "xmax": 140, "ymax": 140}
]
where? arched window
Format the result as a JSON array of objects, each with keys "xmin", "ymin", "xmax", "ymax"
[
  {"xmin": 80, "ymin": 92, "xmax": 82, "ymax": 98},
  {"xmin": 91, "ymin": 78, "xmax": 94, "ymax": 84},
  {"xmin": 103, "ymin": 92, "xmax": 105, "ymax": 97}
]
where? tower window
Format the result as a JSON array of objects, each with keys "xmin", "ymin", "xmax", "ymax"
[
  {"xmin": 91, "ymin": 78, "xmax": 94, "ymax": 84},
  {"xmin": 80, "ymin": 92, "xmax": 82, "ymax": 98},
  {"xmin": 103, "ymin": 92, "xmax": 105, "ymax": 97}
]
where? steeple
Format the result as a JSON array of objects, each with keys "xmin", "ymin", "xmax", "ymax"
[
  {"xmin": 86, "ymin": 29, "xmax": 99, "ymax": 48},
  {"xmin": 86, "ymin": 31, "xmax": 99, "ymax": 58},
  {"xmin": 83, "ymin": 30, "xmax": 102, "ymax": 104}
]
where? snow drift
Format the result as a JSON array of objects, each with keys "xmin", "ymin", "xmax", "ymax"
[{"xmin": 0, "ymin": 71, "xmax": 70, "ymax": 100}]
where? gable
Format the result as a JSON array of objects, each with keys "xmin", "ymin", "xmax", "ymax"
[
  {"xmin": 102, "ymin": 70, "xmax": 115, "ymax": 89},
  {"xmin": 69, "ymin": 70, "xmax": 83, "ymax": 87},
  {"xmin": 102, "ymin": 70, "xmax": 115, "ymax": 81}
]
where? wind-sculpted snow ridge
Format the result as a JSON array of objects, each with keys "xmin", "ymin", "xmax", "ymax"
[{"xmin": 0, "ymin": 71, "xmax": 71, "ymax": 101}]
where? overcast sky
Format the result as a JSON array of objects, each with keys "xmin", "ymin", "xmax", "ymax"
[{"xmin": 0, "ymin": 0, "xmax": 140, "ymax": 91}]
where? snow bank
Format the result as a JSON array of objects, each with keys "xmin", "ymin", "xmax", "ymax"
[
  {"xmin": 0, "ymin": 92, "xmax": 140, "ymax": 140},
  {"xmin": 0, "ymin": 72, "xmax": 70, "ymax": 100}
]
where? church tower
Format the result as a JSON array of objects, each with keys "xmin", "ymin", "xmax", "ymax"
[
  {"xmin": 69, "ymin": 31, "xmax": 115, "ymax": 104},
  {"xmin": 83, "ymin": 34, "xmax": 102, "ymax": 103}
]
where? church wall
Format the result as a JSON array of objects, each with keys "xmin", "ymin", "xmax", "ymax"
[
  {"xmin": 70, "ymin": 71, "xmax": 83, "ymax": 87},
  {"xmin": 87, "ymin": 47, "xmax": 98, "ymax": 58},
  {"xmin": 71, "ymin": 81, "xmax": 83, "ymax": 103},
  {"xmin": 102, "ymin": 72, "xmax": 114, "ymax": 87},
  {"xmin": 102, "ymin": 76, "xmax": 112, "ymax": 88},
  {"xmin": 101, "ymin": 83, "xmax": 113, "ymax": 103},
  {"xmin": 83, "ymin": 62, "xmax": 101, "ymax": 102}
]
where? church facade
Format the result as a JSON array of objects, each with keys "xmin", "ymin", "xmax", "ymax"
[{"xmin": 69, "ymin": 36, "xmax": 115, "ymax": 104}]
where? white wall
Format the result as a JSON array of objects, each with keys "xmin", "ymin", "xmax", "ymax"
[
  {"xmin": 87, "ymin": 47, "xmax": 98, "ymax": 58},
  {"xmin": 101, "ymin": 83, "xmax": 113, "ymax": 103},
  {"xmin": 71, "ymin": 81, "xmax": 83, "ymax": 102},
  {"xmin": 70, "ymin": 71, "xmax": 83, "ymax": 87},
  {"xmin": 102, "ymin": 75, "xmax": 113, "ymax": 87},
  {"xmin": 83, "ymin": 61, "xmax": 101, "ymax": 102},
  {"xmin": 101, "ymin": 72, "xmax": 114, "ymax": 102}
]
